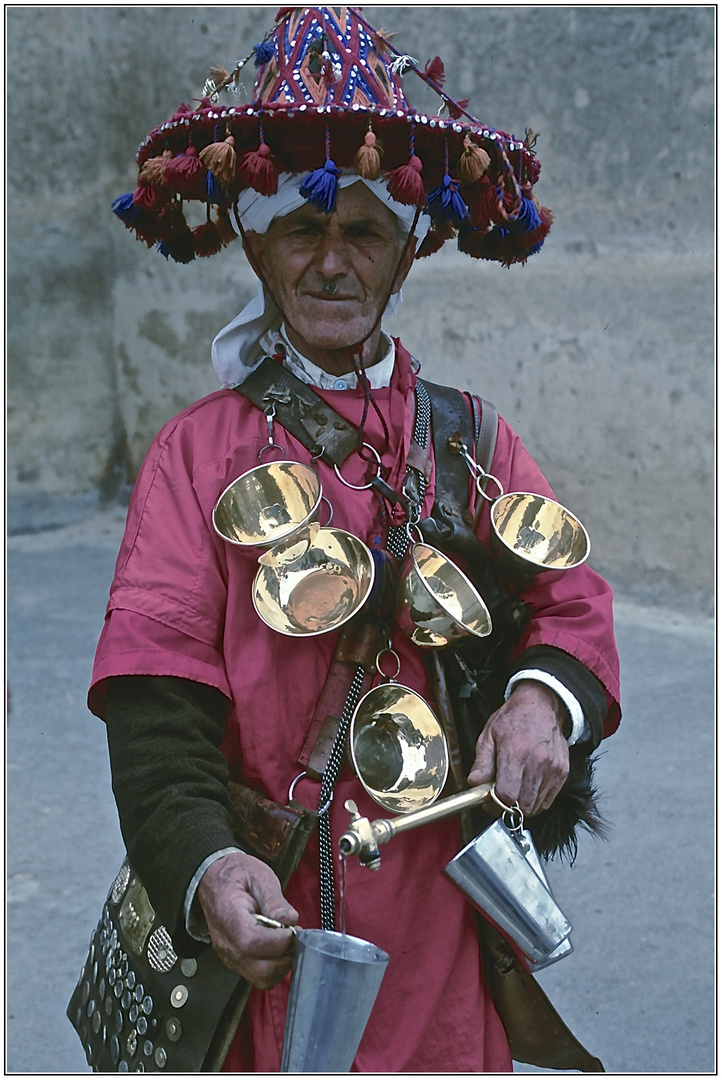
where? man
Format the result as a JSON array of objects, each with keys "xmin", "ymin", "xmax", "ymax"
[{"xmin": 84, "ymin": 7, "xmax": 620, "ymax": 1072}]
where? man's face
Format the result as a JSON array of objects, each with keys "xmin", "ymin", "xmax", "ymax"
[{"xmin": 246, "ymin": 182, "xmax": 414, "ymax": 357}]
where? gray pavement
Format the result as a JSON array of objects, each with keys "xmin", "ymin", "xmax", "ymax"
[{"xmin": 6, "ymin": 504, "xmax": 715, "ymax": 1075}]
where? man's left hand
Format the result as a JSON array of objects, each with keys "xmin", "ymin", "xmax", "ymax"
[{"xmin": 467, "ymin": 681, "xmax": 570, "ymax": 816}]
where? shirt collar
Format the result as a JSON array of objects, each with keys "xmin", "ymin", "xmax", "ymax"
[{"xmin": 259, "ymin": 324, "xmax": 396, "ymax": 390}]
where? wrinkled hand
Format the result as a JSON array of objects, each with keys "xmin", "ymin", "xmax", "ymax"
[
  {"xmin": 467, "ymin": 681, "xmax": 570, "ymax": 816},
  {"xmin": 197, "ymin": 851, "xmax": 299, "ymax": 989}
]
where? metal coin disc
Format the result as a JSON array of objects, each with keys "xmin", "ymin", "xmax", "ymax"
[
  {"xmin": 136, "ymin": 1016, "xmax": 148, "ymax": 1036},
  {"xmin": 179, "ymin": 957, "xmax": 197, "ymax": 978},
  {"xmin": 154, "ymin": 1047, "xmax": 168, "ymax": 1069},
  {"xmin": 170, "ymin": 984, "xmax": 188, "ymax": 1008},
  {"xmin": 143, "ymin": 1040, "xmax": 154, "ymax": 1057},
  {"xmin": 165, "ymin": 1018, "xmax": 182, "ymax": 1043}
]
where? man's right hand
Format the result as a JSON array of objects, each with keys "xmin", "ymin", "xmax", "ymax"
[{"xmin": 197, "ymin": 850, "xmax": 299, "ymax": 989}]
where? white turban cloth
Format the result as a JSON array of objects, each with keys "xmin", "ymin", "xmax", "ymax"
[{"xmin": 211, "ymin": 172, "xmax": 431, "ymax": 389}]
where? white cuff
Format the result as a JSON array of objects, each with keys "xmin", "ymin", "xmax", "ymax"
[
  {"xmin": 183, "ymin": 846, "xmax": 243, "ymax": 942},
  {"xmin": 505, "ymin": 670, "xmax": 586, "ymax": 746}
]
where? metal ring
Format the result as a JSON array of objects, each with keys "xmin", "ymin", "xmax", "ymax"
[
  {"xmin": 333, "ymin": 443, "xmax": 382, "ymax": 490},
  {"xmin": 288, "ymin": 771, "xmax": 333, "ymax": 816},
  {"xmin": 319, "ymin": 495, "xmax": 334, "ymax": 527},
  {"xmin": 406, "ymin": 523, "xmax": 425, "ymax": 545},
  {"xmin": 475, "ymin": 471, "xmax": 504, "ymax": 503},
  {"xmin": 490, "ymin": 787, "xmax": 524, "ymax": 832},
  {"xmin": 258, "ymin": 442, "xmax": 286, "ymax": 463},
  {"xmin": 375, "ymin": 648, "xmax": 401, "ymax": 681}
]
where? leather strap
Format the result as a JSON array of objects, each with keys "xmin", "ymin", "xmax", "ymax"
[
  {"xmin": 298, "ymin": 619, "xmax": 384, "ymax": 780},
  {"xmin": 234, "ymin": 357, "xmax": 358, "ymax": 466}
]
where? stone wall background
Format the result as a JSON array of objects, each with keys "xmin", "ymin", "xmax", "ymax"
[{"xmin": 7, "ymin": 6, "xmax": 714, "ymax": 609}]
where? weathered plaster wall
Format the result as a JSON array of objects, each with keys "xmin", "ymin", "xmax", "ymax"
[{"xmin": 6, "ymin": 7, "xmax": 714, "ymax": 607}]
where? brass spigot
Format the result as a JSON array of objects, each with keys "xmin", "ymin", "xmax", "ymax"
[{"xmin": 338, "ymin": 783, "xmax": 494, "ymax": 869}]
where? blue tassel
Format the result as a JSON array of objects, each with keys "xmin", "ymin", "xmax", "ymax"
[
  {"xmin": 253, "ymin": 40, "xmax": 275, "ymax": 66},
  {"xmin": 205, "ymin": 169, "xmax": 225, "ymax": 204},
  {"xmin": 300, "ymin": 159, "xmax": 339, "ymax": 213},
  {"xmin": 515, "ymin": 194, "xmax": 542, "ymax": 232},
  {"xmin": 111, "ymin": 192, "xmax": 140, "ymax": 226},
  {"xmin": 426, "ymin": 174, "xmax": 469, "ymax": 227}
]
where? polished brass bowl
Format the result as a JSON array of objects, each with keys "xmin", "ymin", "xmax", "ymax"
[
  {"xmin": 349, "ymin": 683, "xmax": 449, "ymax": 813},
  {"xmin": 252, "ymin": 523, "xmax": 375, "ymax": 636},
  {"xmin": 213, "ymin": 461, "xmax": 321, "ymax": 549},
  {"xmin": 396, "ymin": 542, "xmax": 493, "ymax": 648},
  {"xmin": 490, "ymin": 492, "xmax": 590, "ymax": 579}
]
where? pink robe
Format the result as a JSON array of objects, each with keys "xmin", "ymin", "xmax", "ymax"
[{"xmin": 89, "ymin": 341, "xmax": 620, "ymax": 1072}]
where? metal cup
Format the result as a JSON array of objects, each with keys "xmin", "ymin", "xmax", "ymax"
[
  {"xmin": 490, "ymin": 491, "xmax": 590, "ymax": 581},
  {"xmin": 213, "ymin": 461, "xmax": 322, "ymax": 550},
  {"xmin": 252, "ymin": 522, "xmax": 375, "ymax": 636},
  {"xmin": 349, "ymin": 682, "xmax": 449, "ymax": 813},
  {"xmin": 445, "ymin": 819, "xmax": 572, "ymax": 964},
  {"xmin": 281, "ymin": 929, "xmax": 389, "ymax": 1073},
  {"xmin": 520, "ymin": 832, "xmax": 574, "ymax": 970},
  {"xmin": 396, "ymin": 542, "xmax": 493, "ymax": 648}
]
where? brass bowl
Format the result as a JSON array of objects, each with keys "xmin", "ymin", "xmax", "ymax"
[
  {"xmin": 490, "ymin": 492, "xmax": 590, "ymax": 580},
  {"xmin": 349, "ymin": 683, "xmax": 449, "ymax": 813},
  {"xmin": 213, "ymin": 461, "xmax": 321, "ymax": 549},
  {"xmin": 252, "ymin": 523, "xmax": 375, "ymax": 636},
  {"xmin": 396, "ymin": 542, "xmax": 493, "ymax": 648}
]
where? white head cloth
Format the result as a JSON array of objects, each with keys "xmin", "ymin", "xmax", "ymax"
[{"xmin": 211, "ymin": 172, "xmax": 431, "ymax": 389}]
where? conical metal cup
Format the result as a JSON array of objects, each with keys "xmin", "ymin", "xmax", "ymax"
[
  {"xmin": 349, "ymin": 682, "xmax": 449, "ymax": 813},
  {"xmin": 213, "ymin": 461, "xmax": 322, "ymax": 550},
  {"xmin": 396, "ymin": 542, "xmax": 493, "ymax": 648},
  {"xmin": 490, "ymin": 491, "xmax": 590, "ymax": 581},
  {"xmin": 252, "ymin": 523, "xmax": 375, "ymax": 636},
  {"xmin": 445, "ymin": 819, "xmax": 572, "ymax": 964},
  {"xmin": 520, "ymin": 833, "xmax": 574, "ymax": 971},
  {"xmin": 281, "ymin": 929, "xmax": 389, "ymax": 1073}
]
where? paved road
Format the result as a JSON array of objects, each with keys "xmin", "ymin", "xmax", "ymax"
[{"xmin": 6, "ymin": 506, "xmax": 715, "ymax": 1074}]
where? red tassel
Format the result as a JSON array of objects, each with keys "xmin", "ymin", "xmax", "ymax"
[
  {"xmin": 239, "ymin": 141, "xmax": 278, "ymax": 195},
  {"xmin": 164, "ymin": 145, "xmax": 206, "ymax": 198},
  {"xmin": 192, "ymin": 220, "xmax": 224, "ymax": 257},
  {"xmin": 132, "ymin": 182, "xmax": 164, "ymax": 211},
  {"xmin": 424, "ymin": 56, "xmax": 446, "ymax": 88},
  {"xmin": 386, "ymin": 154, "xmax": 425, "ymax": 207},
  {"xmin": 355, "ymin": 130, "xmax": 383, "ymax": 180},
  {"xmin": 447, "ymin": 97, "xmax": 470, "ymax": 121},
  {"xmin": 200, "ymin": 136, "xmax": 237, "ymax": 186},
  {"xmin": 415, "ymin": 229, "xmax": 445, "ymax": 259},
  {"xmin": 466, "ymin": 176, "xmax": 498, "ymax": 230}
]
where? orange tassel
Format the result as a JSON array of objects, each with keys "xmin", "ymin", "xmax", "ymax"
[
  {"xmin": 214, "ymin": 207, "xmax": 238, "ymax": 246},
  {"xmin": 200, "ymin": 136, "xmax": 237, "ymax": 186},
  {"xmin": 139, "ymin": 149, "xmax": 173, "ymax": 185},
  {"xmin": 458, "ymin": 136, "xmax": 490, "ymax": 184},
  {"xmin": 355, "ymin": 129, "xmax": 383, "ymax": 180}
]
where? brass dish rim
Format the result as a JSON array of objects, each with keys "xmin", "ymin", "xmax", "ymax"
[{"xmin": 490, "ymin": 490, "xmax": 591, "ymax": 569}]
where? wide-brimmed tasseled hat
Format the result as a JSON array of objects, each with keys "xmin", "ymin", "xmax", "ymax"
[{"xmin": 112, "ymin": 6, "xmax": 552, "ymax": 267}]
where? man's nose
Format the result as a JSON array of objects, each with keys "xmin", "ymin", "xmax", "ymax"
[{"xmin": 315, "ymin": 227, "xmax": 350, "ymax": 277}]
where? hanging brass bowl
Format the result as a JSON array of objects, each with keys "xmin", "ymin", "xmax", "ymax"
[
  {"xmin": 490, "ymin": 492, "xmax": 591, "ymax": 581},
  {"xmin": 252, "ymin": 523, "xmax": 375, "ymax": 636},
  {"xmin": 349, "ymin": 683, "xmax": 449, "ymax": 813},
  {"xmin": 213, "ymin": 461, "xmax": 322, "ymax": 549},
  {"xmin": 396, "ymin": 542, "xmax": 493, "ymax": 648}
]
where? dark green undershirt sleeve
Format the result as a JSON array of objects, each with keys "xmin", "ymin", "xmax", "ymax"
[
  {"xmin": 509, "ymin": 645, "xmax": 607, "ymax": 751},
  {"xmin": 104, "ymin": 674, "xmax": 238, "ymax": 951}
]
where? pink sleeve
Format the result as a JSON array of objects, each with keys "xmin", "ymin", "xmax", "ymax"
[
  {"xmin": 89, "ymin": 609, "xmax": 231, "ymax": 720},
  {"xmin": 481, "ymin": 416, "xmax": 621, "ymax": 738}
]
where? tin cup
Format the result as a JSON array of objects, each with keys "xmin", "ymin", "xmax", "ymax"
[
  {"xmin": 213, "ymin": 461, "xmax": 322, "ymax": 551},
  {"xmin": 281, "ymin": 928, "xmax": 389, "ymax": 1073},
  {"xmin": 445, "ymin": 818, "xmax": 572, "ymax": 965},
  {"xmin": 396, "ymin": 541, "xmax": 493, "ymax": 648}
]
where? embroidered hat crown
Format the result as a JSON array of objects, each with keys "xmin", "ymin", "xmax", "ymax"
[{"xmin": 112, "ymin": 6, "xmax": 552, "ymax": 267}]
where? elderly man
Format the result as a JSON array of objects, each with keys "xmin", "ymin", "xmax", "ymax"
[{"xmin": 72, "ymin": 6, "xmax": 620, "ymax": 1074}]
